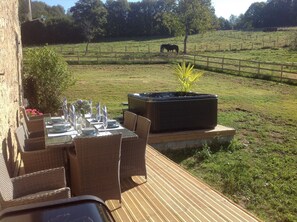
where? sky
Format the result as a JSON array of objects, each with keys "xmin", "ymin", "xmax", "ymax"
[{"xmin": 33, "ymin": 0, "xmax": 262, "ymax": 19}]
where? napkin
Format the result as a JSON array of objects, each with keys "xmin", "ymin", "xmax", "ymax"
[
  {"xmin": 96, "ymin": 103, "xmax": 101, "ymax": 121},
  {"xmin": 102, "ymin": 105, "xmax": 108, "ymax": 128},
  {"xmin": 69, "ymin": 104, "xmax": 76, "ymax": 128},
  {"xmin": 62, "ymin": 98, "xmax": 68, "ymax": 120}
]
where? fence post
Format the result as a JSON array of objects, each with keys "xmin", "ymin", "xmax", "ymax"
[
  {"xmin": 206, "ymin": 56, "xmax": 209, "ymax": 68},
  {"xmin": 280, "ymin": 65, "xmax": 283, "ymax": 82},
  {"xmin": 77, "ymin": 53, "xmax": 80, "ymax": 64},
  {"xmin": 97, "ymin": 53, "xmax": 99, "ymax": 64},
  {"xmin": 221, "ymin": 57, "xmax": 224, "ymax": 70},
  {"xmin": 238, "ymin": 60, "xmax": 241, "ymax": 74},
  {"xmin": 257, "ymin": 62, "xmax": 260, "ymax": 75},
  {"xmin": 125, "ymin": 46, "xmax": 127, "ymax": 53}
]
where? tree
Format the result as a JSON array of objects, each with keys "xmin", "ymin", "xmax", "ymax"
[
  {"xmin": 229, "ymin": 15, "xmax": 238, "ymax": 30},
  {"xmin": 243, "ymin": 2, "xmax": 266, "ymax": 29},
  {"xmin": 105, "ymin": 0, "xmax": 130, "ymax": 37},
  {"xmin": 177, "ymin": 0, "xmax": 215, "ymax": 53},
  {"xmin": 217, "ymin": 17, "xmax": 231, "ymax": 30},
  {"xmin": 31, "ymin": 1, "xmax": 65, "ymax": 20},
  {"xmin": 70, "ymin": 0, "xmax": 107, "ymax": 53},
  {"xmin": 153, "ymin": 0, "xmax": 179, "ymax": 36},
  {"xmin": 19, "ymin": 0, "xmax": 65, "ymax": 23}
]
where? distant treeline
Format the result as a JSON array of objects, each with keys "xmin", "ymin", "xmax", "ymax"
[{"xmin": 20, "ymin": 0, "xmax": 297, "ymax": 46}]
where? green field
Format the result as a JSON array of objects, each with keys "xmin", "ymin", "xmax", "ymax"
[
  {"xmin": 44, "ymin": 29, "xmax": 296, "ymax": 54},
  {"xmin": 63, "ymin": 64, "xmax": 297, "ymax": 222}
]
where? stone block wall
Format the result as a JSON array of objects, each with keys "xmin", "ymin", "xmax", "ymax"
[{"xmin": 0, "ymin": 1, "xmax": 22, "ymax": 176}]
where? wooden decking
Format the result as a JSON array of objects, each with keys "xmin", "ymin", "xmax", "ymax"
[
  {"xmin": 106, "ymin": 145, "xmax": 260, "ymax": 222},
  {"xmin": 148, "ymin": 125, "xmax": 236, "ymax": 150}
]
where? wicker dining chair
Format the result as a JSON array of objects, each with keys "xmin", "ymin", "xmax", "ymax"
[
  {"xmin": 120, "ymin": 115, "xmax": 151, "ymax": 180},
  {"xmin": 15, "ymin": 126, "xmax": 66, "ymax": 174},
  {"xmin": 0, "ymin": 153, "xmax": 71, "ymax": 209},
  {"xmin": 123, "ymin": 111, "xmax": 137, "ymax": 131},
  {"xmin": 68, "ymin": 134, "xmax": 122, "ymax": 203},
  {"xmin": 20, "ymin": 106, "xmax": 46, "ymax": 138}
]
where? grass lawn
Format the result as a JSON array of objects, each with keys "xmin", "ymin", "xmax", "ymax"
[{"xmin": 63, "ymin": 64, "xmax": 297, "ymax": 222}]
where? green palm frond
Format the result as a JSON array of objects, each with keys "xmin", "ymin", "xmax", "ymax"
[{"xmin": 174, "ymin": 62, "xmax": 203, "ymax": 92}]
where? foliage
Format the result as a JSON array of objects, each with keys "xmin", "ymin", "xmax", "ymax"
[
  {"xmin": 177, "ymin": 0, "xmax": 215, "ymax": 53},
  {"xmin": 194, "ymin": 143, "xmax": 211, "ymax": 161},
  {"xmin": 70, "ymin": 0, "xmax": 107, "ymax": 53},
  {"xmin": 23, "ymin": 46, "xmax": 75, "ymax": 113},
  {"xmin": 233, "ymin": 0, "xmax": 297, "ymax": 30},
  {"xmin": 105, "ymin": 0, "xmax": 130, "ymax": 37},
  {"xmin": 18, "ymin": 0, "xmax": 66, "ymax": 23},
  {"xmin": 174, "ymin": 62, "xmax": 203, "ymax": 92},
  {"xmin": 73, "ymin": 99, "xmax": 92, "ymax": 115},
  {"xmin": 21, "ymin": 17, "xmax": 84, "ymax": 45},
  {"xmin": 19, "ymin": 0, "xmax": 297, "ymax": 46}
]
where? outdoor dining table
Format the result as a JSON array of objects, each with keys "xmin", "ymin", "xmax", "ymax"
[{"xmin": 44, "ymin": 117, "xmax": 138, "ymax": 148}]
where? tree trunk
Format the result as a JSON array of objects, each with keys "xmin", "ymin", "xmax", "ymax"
[
  {"xmin": 183, "ymin": 33, "xmax": 188, "ymax": 54},
  {"xmin": 85, "ymin": 42, "xmax": 90, "ymax": 55}
]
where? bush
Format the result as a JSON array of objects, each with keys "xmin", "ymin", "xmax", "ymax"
[{"xmin": 23, "ymin": 46, "xmax": 75, "ymax": 113}]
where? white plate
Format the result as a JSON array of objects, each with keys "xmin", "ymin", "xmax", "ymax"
[{"xmin": 51, "ymin": 117, "xmax": 65, "ymax": 124}]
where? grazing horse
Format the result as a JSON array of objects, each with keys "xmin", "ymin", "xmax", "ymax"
[{"xmin": 160, "ymin": 44, "xmax": 179, "ymax": 53}]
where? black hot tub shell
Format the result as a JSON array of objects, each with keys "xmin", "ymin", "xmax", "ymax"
[{"xmin": 128, "ymin": 92, "xmax": 218, "ymax": 133}]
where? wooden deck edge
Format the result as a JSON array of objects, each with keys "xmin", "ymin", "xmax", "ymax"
[
  {"xmin": 148, "ymin": 125, "xmax": 236, "ymax": 144},
  {"xmin": 147, "ymin": 145, "xmax": 262, "ymax": 221},
  {"xmin": 148, "ymin": 125, "xmax": 236, "ymax": 150}
]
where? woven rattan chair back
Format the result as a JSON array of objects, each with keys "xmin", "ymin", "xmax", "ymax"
[
  {"xmin": 136, "ymin": 115, "xmax": 151, "ymax": 141},
  {"xmin": 120, "ymin": 115, "xmax": 151, "ymax": 180},
  {"xmin": 15, "ymin": 126, "xmax": 65, "ymax": 174},
  {"xmin": 70, "ymin": 134, "xmax": 122, "ymax": 202},
  {"xmin": 0, "ymin": 154, "xmax": 14, "ymax": 203},
  {"xmin": 15, "ymin": 125, "xmax": 26, "ymax": 151},
  {"xmin": 123, "ymin": 111, "xmax": 137, "ymax": 131},
  {"xmin": 0, "ymin": 153, "xmax": 71, "ymax": 209}
]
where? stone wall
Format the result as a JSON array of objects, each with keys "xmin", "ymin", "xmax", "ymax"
[{"xmin": 0, "ymin": 1, "xmax": 22, "ymax": 176}]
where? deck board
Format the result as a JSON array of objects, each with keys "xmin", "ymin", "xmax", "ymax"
[{"xmin": 106, "ymin": 145, "xmax": 260, "ymax": 222}]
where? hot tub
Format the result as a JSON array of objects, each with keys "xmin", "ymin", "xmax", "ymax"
[{"xmin": 128, "ymin": 92, "xmax": 218, "ymax": 133}]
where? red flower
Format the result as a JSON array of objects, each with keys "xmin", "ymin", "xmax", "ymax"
[{"xmin": 26, "ymin": 108, "xmax": 43, "ymax": 117}]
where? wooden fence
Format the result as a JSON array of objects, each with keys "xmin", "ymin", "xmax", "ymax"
[
  {"xmin": 188, "ymin": 54, "xmax": 297, "ymax": 82},
  {"xmin": 54, "ymin": 36, "xmax": 292, "ymax": 54},
  {"xmin": 59, "ymin": 51, "xmax": 297, "ymax": 83}
]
